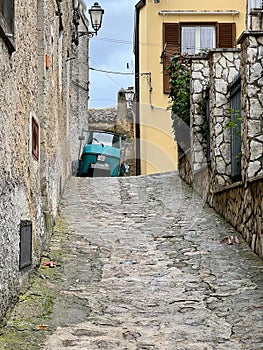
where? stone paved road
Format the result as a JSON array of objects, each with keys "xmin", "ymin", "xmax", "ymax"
[{"xmin": 2, "ymin": 173, "xmax": 263, "ymax": 349}]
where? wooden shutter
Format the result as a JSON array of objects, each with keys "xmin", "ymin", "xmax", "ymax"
[
  {"xmin": 163, "ymin": 23, "xmax": 180, "ymax": 94},
  {"xmin": 217, "ymin": 23, "xmax": 236, "ymax": 48},
  {"xmin": 32, "ymin": 118, "xmax": 39, "ymax": 160}
]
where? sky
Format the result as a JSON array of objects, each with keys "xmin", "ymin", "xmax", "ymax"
[{"xmin": 85, "ymin": 0, "xmax": 137, "ymax": 109}]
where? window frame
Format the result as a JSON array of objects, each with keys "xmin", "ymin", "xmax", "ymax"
[
  {"xmin": 0, "ymin": 0, "xmax": 15, "ymax": 53},
  {"xmin": 181, "ymin": 24, "xmax": 216, "ymax": 55}
]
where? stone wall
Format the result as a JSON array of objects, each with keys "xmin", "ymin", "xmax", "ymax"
[
  {"xmin": 0, "ymin": 0, "xmax": 87, "ymax": 321},
  {"xmin": 190, "ymin": 58, "xmax": 210, "ymax": 173},
  {"xmin": 179, "ymin": 34, "xmax": 263, "ymax": 257},
  {"xmin": 209, "ymin": 50, "xmax": 241, "ymax": 190},
  {"xmin": 178, "ymin": 150, "xmax": 192, "ymax": 186},
  {"xmin": 187, "ymin": 49, "xmax": 241, "ymax": 193},
  {"xmin": 0, "ymin": 0, "xmax": 41, "ymax": 320},
  {"xmin": 70, "ymin": 11, "xmax": 90, "ymax": 167},
  {"xmin": 212, "ymin": 178, "xmax": 263, "ymax": 257},
  {"xmin": 88, "ymin": 108, "xmax": 118, "ymax": 131},
  {"xmin": 239, "ymin": 31, "xmax": 263, "ymax": 180},
  {"xmin": 87, "ymin": 103, "xmax": 136, "ymax": 176}
]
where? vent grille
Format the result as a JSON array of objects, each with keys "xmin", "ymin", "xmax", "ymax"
[{"xmin": 19, "ymin": 220, "xmax": 32, "ymax": 270}]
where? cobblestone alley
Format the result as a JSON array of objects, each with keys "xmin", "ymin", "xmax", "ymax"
[{"xmin": 1, "ymin": 173, "xmax": 263, "ymax": 350}]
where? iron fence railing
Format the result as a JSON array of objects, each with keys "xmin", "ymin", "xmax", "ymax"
[
  {"xmin": 204, "ymin": 86, "xmax": 211, "ymax": 163},
  {"xmin": 229, "ymin": 74, "xmax": 242, "ymax": 182}
]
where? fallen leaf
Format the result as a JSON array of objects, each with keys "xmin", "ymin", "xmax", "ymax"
[
  {"xmin": 43, "ymin": 261, "xmax": 57, "ymax": 268},
  {"xmin": 220, "ymin": 235, "xmax": 239, "ymax": 245},
  {"xmin": 36, "ymin": 324, "xmax": 48, "ymax": 331}
]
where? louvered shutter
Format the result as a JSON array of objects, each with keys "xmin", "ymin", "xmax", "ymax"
[
  {"xmin": 217, "ymin": 23, "xmax": 236, "ymax": 48},
  {"xmin": 163, "ymin": 23, "xmax": 180, "ymax": 94}
]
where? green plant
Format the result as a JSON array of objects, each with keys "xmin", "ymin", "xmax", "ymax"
[
  {"xmin": 167, "ymin": 55, "xmax": 191, "ymax": 151},
  {"xmin": 225, "ymin": 108, "xmax": 241, "ymax": 137},
  {"xmin": 167, "ymin": 55, "xmax": 191, "ymax": 126}
]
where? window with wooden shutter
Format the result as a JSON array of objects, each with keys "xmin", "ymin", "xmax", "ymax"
[
  {"xmin": 217, "ymin": 23, "xmax": 236, "ymax": 48},
  {"xmin": 162, "ymin": 22, "xmax": 236, "ymax": 94},
  {"xmin": 163, "ymin": 23, "xmax": 180, "ymax": 94}
]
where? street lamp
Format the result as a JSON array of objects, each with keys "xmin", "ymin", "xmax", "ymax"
[
  {"xmin": 124, "ymin": 87, "xmax": 135, "ymax": 107},
  {"xmin": 89, "ymin": 2, "xmax": 104, "ymax": 34},
  {"xmin": 77, "ymin": 2, "xmax": 104, "ymax": 38}
]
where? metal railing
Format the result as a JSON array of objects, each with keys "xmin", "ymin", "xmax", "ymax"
[
  {"xmin": 204, "ymin": 86, "xmax": 211, "ymax": 163},
  {"xmin": 229, "ymin": 74, "xmax": 242, "ymax": 182}
]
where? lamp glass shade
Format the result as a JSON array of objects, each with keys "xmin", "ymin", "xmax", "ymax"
[
  {"xmin": 89, "ymin": 2, "xmax": 104, "ymax": 33},
  {"xmin": 125, "ymin": 88, "xmax": 135, "ymax": 104}
]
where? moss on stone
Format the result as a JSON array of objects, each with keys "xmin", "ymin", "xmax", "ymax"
[{"xmin": 0, "ymin": 216, "xmax": 70, "ymax": 349}]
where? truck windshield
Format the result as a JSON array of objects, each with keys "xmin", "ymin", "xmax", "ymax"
[{"xmin": 86, "ymin": 132, "xmax": 120, "ymax": 148}]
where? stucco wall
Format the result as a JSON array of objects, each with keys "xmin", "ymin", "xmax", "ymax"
[{"xmin": 137, "ymin": 0, "xmax": 246, "ymax": 175}]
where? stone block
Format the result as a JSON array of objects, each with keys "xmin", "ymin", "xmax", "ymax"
[
  {"xmin": 250, "ymin": 140, "xmax": 263, "ymax": 160},
  {"xmin": 215, "ymin": 64, "xmax": 223, "ymax": 78},
  {"xmin": 214, "ymin": 92, "xmax": 228, "ymax": 107},
  {"xmin": 216, "ymin": 158, "xmax": 227, "ymax": 174},
  {"xmin": 250, "ymin": 98, "xmax": 263, "ymax": 119},
  {"xmin": 249, "ymin": 36, "xmax": 258, "ymax": 48},
  {"xmin": 248, "ymin": 160, "xmax": 261, "ymax": 177},
  {"xmin": 215, "ymin": 80, "xmax": 228, "ymax": 94},
  {"xmin": 193, "ymin": 80, "xmax": 203, "ymax": 93},
  {"xmin": 248, "ymin": 120, "xmax": 261, "ymax": 137},
  {"xmin": 219, "ymin": 56, "xmax": 227, "ymax": 69},
  {"xmin": 192, "ymin": 71, "xmax": 203, "ymax": 80},
  {"xmin": 247, "ymin": 47, "xmax": 258, "ymax": 63},
  {"xmin": 247, "ymin": 84, "xmax": 260, "ymax": 97},
  {"xmin": 250, "ymin": 62, "xmax": 263, "ymax": 82}
]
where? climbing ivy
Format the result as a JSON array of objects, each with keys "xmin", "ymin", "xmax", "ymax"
[
  {"xmin": 167, "ymin": 55, "xmax": 191, "ymax": 125},
  {"xmin": 167, "ymin": 55, "xmax": 191, "ymax": 151}
]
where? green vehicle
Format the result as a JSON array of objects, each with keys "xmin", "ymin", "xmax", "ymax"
[{"xmin": 77, "ymin": 130, "xmax": 122, "ymax": 177}]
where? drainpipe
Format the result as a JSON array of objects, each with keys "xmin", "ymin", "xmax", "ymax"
[{"xmin": 134, "ymin": 0, "xmax": 146, "ymax": 175}]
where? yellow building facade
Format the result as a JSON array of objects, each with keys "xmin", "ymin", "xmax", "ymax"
[{"xmin": 134, "ymin": 0, "xmax": 247, "ymax": 175}]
